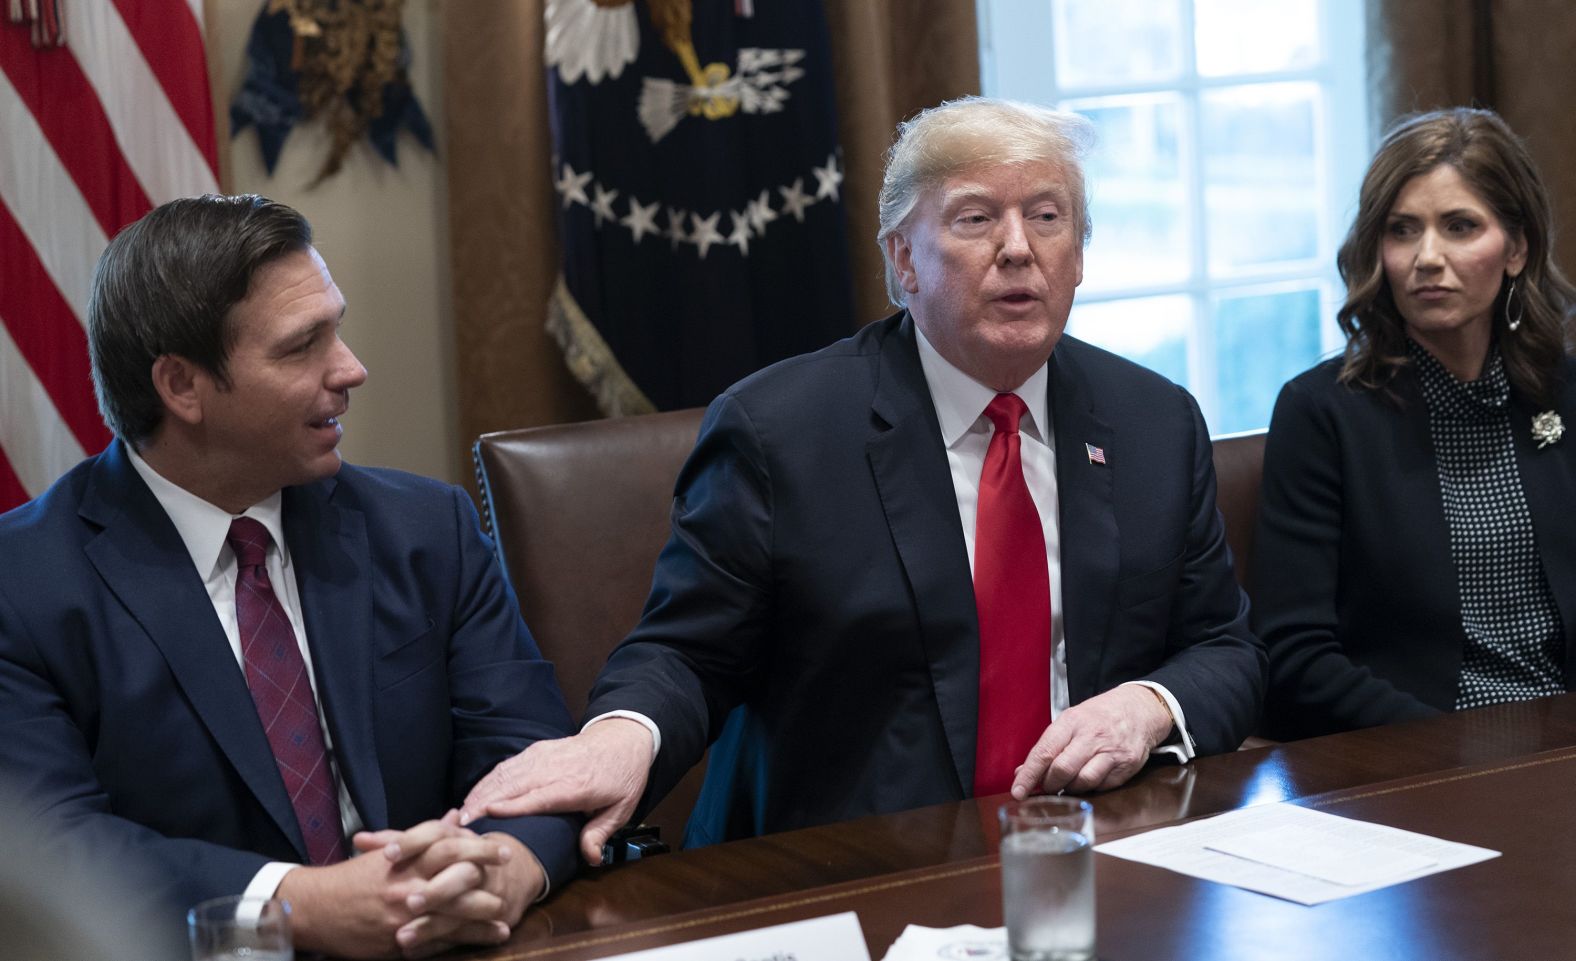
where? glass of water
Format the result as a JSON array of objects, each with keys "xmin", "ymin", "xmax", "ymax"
[
  {"xmin": 998, "ymin": 797, "xmax": 1095, "ymax": 961},
  {"xmin": 188, "ymin": 896, "xmax": 293, "ymax": 961}
]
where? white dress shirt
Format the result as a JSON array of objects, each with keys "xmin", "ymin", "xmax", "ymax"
[
  {"xmin": 913, "ymin": 326, "xmax": 1195, "ymax": 761},
  {"xmin": 126, "ymin": 449, "xmax": 362, "ymax": 898}
]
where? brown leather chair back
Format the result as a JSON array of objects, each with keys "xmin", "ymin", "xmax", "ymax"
[
  {"xmin": 1209, "ymin": 429, "xmax": 1267, "ymax": 589},
  {"xmin": 473, "ymin": 408, "xmax": 707, "ymax": 839}
]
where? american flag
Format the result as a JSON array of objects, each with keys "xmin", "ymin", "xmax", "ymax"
[
  {"xmin": 1085, "ymin": 442, "xmax": 1106, "ymax": 465},
  {"xmin": 0, "ymin": 1, "xmax": 219, "ymax": 512}
]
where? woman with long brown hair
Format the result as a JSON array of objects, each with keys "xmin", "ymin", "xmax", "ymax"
[{"xmin": 1254, "ymin": 107, "xmax": 1576, "ymax": 738}]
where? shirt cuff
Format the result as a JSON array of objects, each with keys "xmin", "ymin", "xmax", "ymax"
[
  {"xmin": 583, "ymin": 710, "xmax": 661, "ymax": 762},
  {"xmin": 1121, "ymin": 680, "xmax": 1197, "ymax": 762},
  {"xmin": 515, "ymin": 841, "xmax": 552, "ymax": 903},
  {"xmin": 242, "ymin": 861, "xmax": 298, "ymax": 907}
]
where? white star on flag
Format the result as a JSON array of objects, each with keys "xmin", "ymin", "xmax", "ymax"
[
  {"xmin": 779, "ymin": 177, "xmax": 814, "ymax": 222},
  {"xmin": 746, "ymin": 190, "xmax": 778, "ymax": 234},
  {"xmin": 690, "ymin": 211, "xmax": 724, "ymax": 258},
  {"xmin": 666, "ymin": 206, "xmax": 690, "ymax": 248},
  {"xmin": 547, "ymin": 157, "xmax": 846, "ymax": 261},
  {"xmin": 812, "ymin": 154, "xmax": 843, "ymax": 201},
  {"xmin": 727, "ymin": 210, "xmax": 752, "ymax": 255},
  {"xmin": 556, "ymin": 163, "xmax": 592, "ymax": 208},
  {"xmin": 622, "ymin": 197, "xmax": 661, "ymax": 244},
  {"xmin": 590, "ymin": 183, "xmax": 619, "ymax": 227}
]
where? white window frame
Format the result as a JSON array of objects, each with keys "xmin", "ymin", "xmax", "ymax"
[{"xmin": 978, "ymin": 0, "xmax": 1369, "ymax": 431}]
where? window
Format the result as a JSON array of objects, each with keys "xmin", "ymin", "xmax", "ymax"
[{"xmin": 979, "ymin": 0, "xmax": 1368, "ymax": 433}]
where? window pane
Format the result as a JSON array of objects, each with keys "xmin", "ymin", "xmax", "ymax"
[
  {"xmin": 979, "ymin": 0, "xmax": 1366, "ymax": 435},
  {"xmin": 1052, "ymin": 0, "xmax": 1184, "ymax": 87},
  {"xmin": 1201, "ymin": 83, "xmax": 1321, "ymax": 274},
  {"xmin": 1211, "ymin": 285, "xmax": 1324, "ymax": 433},
  {"xmin": 1066, "ymin": 294, "xmax": 1192, "ymax": 389},
  {"xmin": 978, "ymin": 0, "xmax": 1058, "ymax": 101},
  {"xmin": 1067, "ymin": 95, "xmax": 1189, "ymax": 294},
  {"xmin": 1194, "ymin": 0, "xmax": 1320, "ymax": 76}
]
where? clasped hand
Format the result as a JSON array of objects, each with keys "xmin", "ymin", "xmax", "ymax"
[{"xmin": 279, "ymin": 810, "xmax": 541, "ymax": 959}]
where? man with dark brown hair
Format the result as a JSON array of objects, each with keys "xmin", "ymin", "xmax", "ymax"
[{"xmin": 0, "ymin": 195, "xmax": 578, "ymax": 958}]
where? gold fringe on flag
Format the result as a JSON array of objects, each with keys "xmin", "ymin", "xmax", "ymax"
[
  {"xmin": 546, "ymin": 276, "xmax": 656, "ymax": 418},
  {"xmin": 8, "ymin": 0, "xmax": 65, "ymax": 47}
]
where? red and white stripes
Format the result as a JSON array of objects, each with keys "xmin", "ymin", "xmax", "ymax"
[{"xmin": 0, "ymin": 0, "xmax": 218, "ymax": 510}]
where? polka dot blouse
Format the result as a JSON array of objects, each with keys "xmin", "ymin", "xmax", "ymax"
[{"xmin": 1409, "ymin": 340, "xmax": 1565, "ymax": 709}]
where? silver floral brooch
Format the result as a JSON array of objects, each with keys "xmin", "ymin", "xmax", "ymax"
[{"xmin": 1532, "ymin": 411, "xmax": 1565, "ymax": 449}]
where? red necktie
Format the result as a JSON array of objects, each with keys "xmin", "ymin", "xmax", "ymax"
[
  {"xmin": 228, "ymin": 517, "xmax": 346, "ymax": 865},
  {"xmin": 972, "ymin": 393, "xmax": 1052, "ymax": 797}
]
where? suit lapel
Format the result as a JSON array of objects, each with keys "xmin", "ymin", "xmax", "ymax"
[
  {"xmin": 1390, "ymin": 369, "xmax": 1463, "ymax": 683},
  {"xmin": 1048, "ymin": 341, "xmax": 1118, "ymax": 703},
  {"xmin": 866, "ymin": 316, "xmax": 978, "ymax": 795},
  {"xmin": 283, "ymin": 480, "xmax": 388, "ymax": 830},
  {"xmin": 79, "ymin": 444, "xmax": 307, "ymax": 857}
]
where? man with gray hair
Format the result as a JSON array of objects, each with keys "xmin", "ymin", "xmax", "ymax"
[{"xmin": 465, "ymin": 97, "xmax": 1265, "ymax": 858}]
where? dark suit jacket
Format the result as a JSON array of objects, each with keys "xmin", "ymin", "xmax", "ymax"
[
  {"xmin": 586, "ymin": 312, "xmax": 1265, "ymax": 846},
  {"xmin": 1253, "ymin": 357, "xmax": 1576, "ymax": 739},
  {"xmin": 0, "ymin": 442, "xmax": 580, "ymax": 914}
]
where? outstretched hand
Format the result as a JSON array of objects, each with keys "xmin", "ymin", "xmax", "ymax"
[{"xmin": 460, "ymin": 717, "xmax": 655, "ymax": 864}]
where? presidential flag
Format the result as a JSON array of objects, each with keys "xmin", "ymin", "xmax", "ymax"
[
  {"xmin": 544, "ymin": 0, "xmax": 854, "ymax": 414},
  {"xmin": 0, "ymin": 1, "xmax": 220, "ymax": 512}
]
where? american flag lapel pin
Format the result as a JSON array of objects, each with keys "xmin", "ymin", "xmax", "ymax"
[{"xmin": 1085, "ymin": 442, "xmax": 1107, "ymax": 465}]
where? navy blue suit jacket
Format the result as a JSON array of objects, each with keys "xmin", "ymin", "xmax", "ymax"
[
  {"xmin": 0, "ymin": 442, "xmax": 579, "ymax": 913},
  {"xmin": 587, "ymin": 313, "xmax": 1266, "ymax": 845}
]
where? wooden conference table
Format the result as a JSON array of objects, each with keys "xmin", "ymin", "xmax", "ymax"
[{"xmin": 466, "ymin": 694, "xmax": 1576, "ymax": 960}]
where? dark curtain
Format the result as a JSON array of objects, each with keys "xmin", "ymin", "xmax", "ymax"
[{"xmin": 1367, "ymin": 0, "xmax": 1576, "ymax": 280}]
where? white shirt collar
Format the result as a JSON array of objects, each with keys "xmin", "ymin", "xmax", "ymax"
[
  {"xmin": 125, "ymin": 444, "xmax": 290, "ymax": 579},
  {"xmin": 914, "ymin": 322, "xmax": 1050, "ymax": 448}
]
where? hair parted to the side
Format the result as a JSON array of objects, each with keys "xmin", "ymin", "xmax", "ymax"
[
  {"xmin": 88, "ymin": 194, "xmax": 314, "ymax": 445},
  {"xmin": 1336, "ymin": 107, "xmax": 1575, "ymax": 404},
  {"xmin": 876, "ymin": 96, "xmax": 1096, "ymax": 307}
]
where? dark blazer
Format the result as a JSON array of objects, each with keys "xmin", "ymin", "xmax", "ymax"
[
  {"xmin": 1253, "ymin": 357, "xmax": 1576, "ymax": 739},
  {"xmin": 586, "ymin": 312, "xmax": 1265, "ymax": 846},
  {"xmin": 0, "ymin": 442, "xmax": 580, "ymax": 914}
]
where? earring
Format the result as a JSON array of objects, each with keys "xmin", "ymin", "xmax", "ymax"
[{"xmin": 1505, "ymin": 279, "xmax": 1525, "ymax": 332}]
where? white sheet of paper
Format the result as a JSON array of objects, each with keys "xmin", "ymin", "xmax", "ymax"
[
  {"xmin": 1096, "ymin": 802, "xmax": 1498, "ymax": 905},
  {"xmin": 1203, "ymin": 822, "xmax": 1437, "ymax": 886},
  {"xmin": 595, "ymin": 911, "xmax": 871, "ymax": 961}
]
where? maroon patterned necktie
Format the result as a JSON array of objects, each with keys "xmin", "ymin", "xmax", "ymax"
[
  {"xmin": 227, "ymin": 517, "xmax": 346, "ymax": 865},
  {"xmin": 972, "ymin": 393, "xmax": 1052, "ymax": 797}
]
